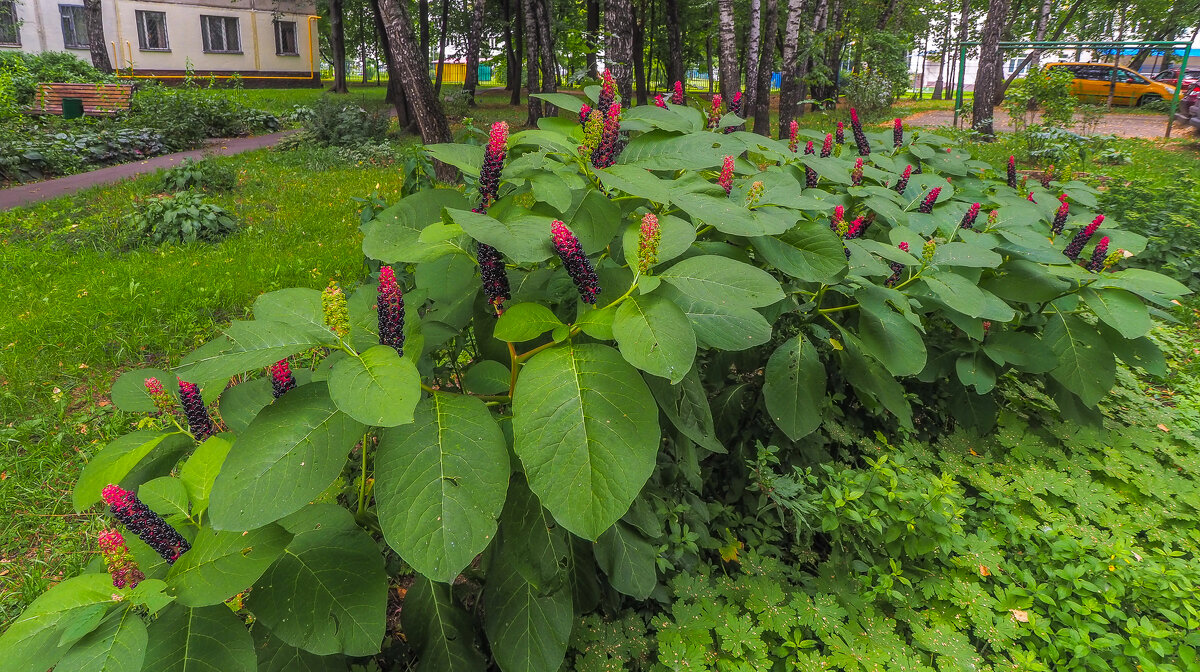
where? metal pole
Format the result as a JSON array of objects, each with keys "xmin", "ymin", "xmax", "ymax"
[
  {"xmin": 1168, "ymin": 43, "xmax": 1191, "ymax": 138},
  {"xmin": 954, "ymin": 43, "xmax": 967, "ymax": 128}
]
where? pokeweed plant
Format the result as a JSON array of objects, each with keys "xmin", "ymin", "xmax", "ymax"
[{"xmin": 0, "ymin": 87, "xmax": 1189, "ymax": 672}]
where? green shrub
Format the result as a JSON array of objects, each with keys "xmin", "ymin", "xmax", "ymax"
[
  {"xmin": 0, "ymin": 127, "xmax": 169, "ymax": 182},
  {"xmin": 0, "ymin": 51, "xmax": 116, "ymax": 105},
  {"xmin": 1003, "ymin": 65, "xmax": 1077, "ymax": 132},
  {"xmin": 155, "ymin": 157, "xmax": 238, "ymax": 193},
  {"xmin": 303, "ymin": 95, "xmax": 390, "ymax": 146},
  {"xmin": 133, "ymin": 190, "xmax": 237, "ymax": 244},
  {"xmin": 1100, "ymin": 169, "xmax": 1200, "ymax": 291},
  {"xmin": 128, "ymin": 84, "xmax": 280, "ymax": 151}
]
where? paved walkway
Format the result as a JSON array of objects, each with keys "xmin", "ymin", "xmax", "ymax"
[
  {"xmin": 903, "ymin": 107, "xmax": 1175, "ymax": 138},
  {"xmin": 0, "ymin": 131, "xmax": 295, "ymax": 211}
]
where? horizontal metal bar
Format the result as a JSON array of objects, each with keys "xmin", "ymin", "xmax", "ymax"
[{"xmin": 963, "ymin": 40, "xmax": 1191, "ymax": 47}]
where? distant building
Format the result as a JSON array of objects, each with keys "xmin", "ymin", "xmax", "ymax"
[{"xmin": 0, "ymin": 0, "xmax": 320, "ymax": 86}]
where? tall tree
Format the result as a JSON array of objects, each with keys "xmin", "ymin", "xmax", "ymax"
[
  {"xmin": 523, "ymin": 0, "xmax": 543, "ymax": 123},
  {"xmin": 419, "ymin": 0, "xmax": 430, "ymax": 61},
  {"xmin": 535, "ymin": 0, "xmax": 558, "ymax": 113},
  {"xmin": 369, "ymin": 0, "xmax": 410, "ymax": 125},
  {"xmin": 1029, "ymin": 0, "xmax": 1051, "ymax": 68},
  {"xmin": 464, "ymin": 0, "xmax": 487, "ymax": 105},
  {"xmin": 329, "ymin": 0, "xmax": 351, "ymax": 93},
  {"xmin": 377, "ymin": 0, "xmax": 453, "ymax": 178},
  {"xmin": 432, "ymin": 0, "xmax": 450, "ymax": 94},
  {"xmin": 998, "ymin": 0, "xmax": 1083, "ymax": 95},
  {"xmin": 744, "ymin": 0, "xmax": 762, "ymax": 114},
  {"xmin": 717, "ymin": 0, "xmax": 740, "ymax": 102},
  {"xmin": 752, "ymin": 0, "xmax": 778, "ymax": 136},
  {"xmin": 606, "ymin": 0, "xmax": 635, "ymax": 104},
  {"xmin": 776, "ymin": 0, "xmax": 806, "ymax": 134},
  {"xmin": 665, "ymin": 0, "xmax": 685, "ymax": 86},
  {"xmin": 972, "ymin": 0, "xmax": 1012, "ymax": 137},
  {"xmin": 950, "ymin": 0, "xmax": 970, "ymax": 100},
  {"xmin": 633, "ymin": 2, "xmax": 647, "ymax": 104},
  {"xmin": 586, "ymin": 0, "xmax": 601, "ymax": 79},
  {"xmin": 505, "ymin": 0, "xmax": 522, "ymax": 105},
  {"xmin": 82, "ymin": 0, "xmax": 112, "ymax": 73}
]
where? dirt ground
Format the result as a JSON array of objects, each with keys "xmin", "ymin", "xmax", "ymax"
[{"xmin": 902, "ymin": 107, "xmax": 1187, "ymax": 139}]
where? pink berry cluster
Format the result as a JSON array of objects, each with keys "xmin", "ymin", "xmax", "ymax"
[
  {"xmin": 178, "ymin": 380, "xmax": 214, "ymax": 440},
  {"xmin": 788, "ymin": 121, "xmax": 799, "ymax": 153},
  {"xmin": 654, "ymin": 93, "xmax": 667, "ymax": 108},
  {"xmin": 144, "ymin": 377, "xmax": 174, "ymax": 414},
  {"xmin": 671, "ymin": 80, "xmax": 684, "ymax": 105},
  {"xmin": 708, "ymin": 94, "xmax": 723, "ymax": 130},
  {"xmin": 637, "ymin": 213, "xmax": 661, "ymax": 273},
  {"xmin": 579, "ymin": 104, "xmax": 591, "ymax": 126},
  {"xmin": 1064, "ymin": 214, "xmax": 1104, "ymax": 260},
  {"xmin": 821, "ymin": 133, "xmax": 833, "ymax": 158},
  {"xmin": 804, "ymin": 140, "xmax": 815, "ymax": 156},
  {"xmin": 269, "ymin": 359, "xmax": 296, "ymax": 399},
  {"xmin": 893, "ymin": 118, "xmax": 904, "ymax": 147},
  {"xmin": 718, "ymin": 155, "xmax": 735, "ymax": 194},
  {"xmin": 102, "ymin": 484, "xmax": 191, "ymax": 563},
  {"xmin": 552, "ymin": 221, "xmax": 601, "ymax": 304},
  {"xmin": 895, "ymin": 165, "xmax": 912, "ymax": 194},
  {"xmin": 377, "ymin": 266, "xmax": 405, "ymax": 354},
  {"xmin": 829, "ymin": 205, "xmax": 846, "ymax": 234},
  {"xmin": 98, "ymin": 529, "xmax": 144, "ymax": 589},
  {"xmin": 476, "ymin": 122, "xmax": 508, "ymax": 211},
  {"xmin": 849, "ymin": 108, "xmax": 870, "ymax": 156},
  {"xmin": 918, "ymin": 187, "xmax": 941, "ymax": 214},
  {"xmin": 960, "ymin": 202, "xmax": 981, "ymax": 230},
  {"xmin": 597, "ymin": 71, "xmax": 616, "ymax": 113},
  {"xmin": 886, "ymin": 242, "xmax": 910, "ymax": 287}
]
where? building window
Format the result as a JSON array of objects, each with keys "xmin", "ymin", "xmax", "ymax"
[
  {"xmin": 136, "ymin": 10, "xmax": 168, "ymax": 51},
  {"xmin": 0, "ymin": 0, "xmax": 19, "ymax": 45},
  {"xmin": 59, "ymin": 4, "xmax": 88, "ymax": 49},
  {"xmin": 274, "ymin": 20, "xmax": 297, "ymax": 55},
  {"xmin": 200, "ymin": 15, "xmax": 240, "ymax": 53}
]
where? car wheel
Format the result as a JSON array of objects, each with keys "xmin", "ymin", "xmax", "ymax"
[{"xmin": 1139, "ymin": 94, "xmax": 1162, "ymax": 107}]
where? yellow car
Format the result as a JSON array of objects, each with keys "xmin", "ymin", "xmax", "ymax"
[{"xmin": 1045, "ymin": 62, "xmax": 1175, "ymax": 106}]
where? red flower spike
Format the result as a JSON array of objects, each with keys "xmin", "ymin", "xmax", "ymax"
[
  {"xmin": 1027, "ymin": 191, "xmax": 1036, "ymax": 203},
  {"xmin": 830, "ymin": 205, "xmax": 845, "ymax": 233},
  {"xmin": 598, "ymin": 71, "xmax": 616, "ymax": 112},
  {"xmin": 591, "ymin": 103, "xmax": 623, "ymax": 168},
  {"xmin": 98, "ymin": 529, "xmax": 144, "ymax": 589},
  {"xmin": 899, "ymin": 242, "xmax": 910, "ymax": 252},
  {"xmin": 919, "ymin": 187, "xmax": 941, "ymax": 214},
  {"xmin": 638, "ymin": 213, "xmax": 661, "ymax": 273},
  {"xmin": 788, "ymin": 121, "xmax": 799, "ymax": 152},
  {"xmin": 377, "ymin": 266, "xmax": 406, "ymax": 354},
  {"xmin": 895, "ymin": 165, "xmax": 913, "ymax": 194},
  {"xmin": 1051, "ymin": 199, "xmax": 1069, "ymax": 234},
  {"xmin": 960, "ymin": 202, "xmax": 981, "ymax": 230},
  {"xmin": 102, "ymin": 485, "xmax": 191, "ymax": 563},
  {"xmin": 144, "ymin": 377, "xmax": 174, "ymax": 414},
  {"xmin": 804, "ymin": 140, "xmax": 815, "ymax": 156},
  {"xmin": 849, "ymin": 108, "xmax": 870, "ymax": 156},
  {"xmin": 654, "ymin": 93, "xmax": 666, "ymax": 108},
  {"xmin": 477, "ymin": 243, "xmax": 511, "ymax": 313},
  {"xmin": 478, "ymin": 121, "xmax": 508, "ymax": 210},
  {"xmin": 846, "ymin": 216, "xmax": 867, "ymax": 239},
  {"xmin": 836, "ymin": 121, "xmax": 845, "ymax": 145},
  {"xmin": 671, "ymin": 80, "xmax": 684, "ymax": 105},
  {"xmin": 177, "ymin": 380, "xmax": 214, "ymax": 441},
  {"xmin": 821, "ymin": 133, "xmax": 833, "ymax": 158},
  {"xmin": 719, "ymin": 156, "xmax": 735, "ymax": 194},
  {"xmin": 1007, "ymin": 155, "xmax": 1017, "ymax": 189},
  {"xmin": 730, "ymin": 91, "xmax": 743, "ymax": 116},
  {"xmin": 269, "ymin": 360, "xmax": 297, "ymax": 399},
  {"xmin": 1087, "ymin": 236, "xmax": 1111, "ymax": 272},
  {"xmin": 579, "ymin": 103, "xmax": 591, "ymax": 125},
  {"xmin": 893, "ymin": 118, "xmax": 903, "ymax": 147},
  {"xmin": 551, "ymin": 221, "xmax": 601, "ymax": 304},
  {"xmin": 1064, "ymin": 214, "xmax": 1104, "ymax": 260}
]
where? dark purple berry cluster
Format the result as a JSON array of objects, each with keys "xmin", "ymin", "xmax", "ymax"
[
  {"xmin": 918, "ymin": 187, "xmax": 941, "ymax": 214},
  {"xmin": 377, "ymin": 266, "xmax": 405, "ymax": 354},
  {"xmin": 893, "ymin": 118, "xmax": 904, "ymax": 147},
  {"xmin": 552, "ymin": 221, "xmax": 601, "ymax": 304},
  {"xmin": 269, "ymin": 360, "xmax": 297, "ymax": 399},
  {"xmin": 478, "ymin": 122, "xmax": 508, "ymax": 210},
  {"xmin": 178, "ymin": 380, "xmax": 214, "ymax": 440},
  {"xmin": 895, "ymin": 165, "xmax": 912, "ymax": 194},
  {"xmin": 1051, "ymin": 198, "xmax": 1069, "ymax": 235},
  {"xmin": 1007, "ymin": 156, "xmax": 1017, "ymax": 189},
  {"xmin": 103, "ymin": 485, "xmax": 191, "ymax": 563},
  {"xmin": 960, "ymin": 203, "xmax": 981, "ymax": 230},
  {"xmin": 849, "ymin": 108, "xmax": 870, "ymax": 156},
  {"xmin": 591, "ymin": 103, "xmax": 623, "ymax": 169},
  {"xmin": 1064, "ymin": 215, "xmax": 1103, "ymax": 260},
  {"xmin": 477, "ymin": 242, "xmax": 511, "ymax": 313}
]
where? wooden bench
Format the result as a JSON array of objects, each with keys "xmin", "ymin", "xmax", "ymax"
[{"xmin": 29, "ymin": 83, "xmax": 134, "ymax": 116}]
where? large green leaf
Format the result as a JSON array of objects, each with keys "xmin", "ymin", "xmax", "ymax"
[
  {"xmin": 254, "ymin": 628, "xmax": 348, "ymax": 672},
  {"xmin": 1081, "ymin": 287, "xmax": 1152, "ymax": 340},
  {"xmin": 496, "ymin": 476, "xmax": 570, "ymax": 591},
  {"xmin": 594, "ymin": 522, "xmax": 657, "ymax": 599},
  {"xmin": 612, "ymin": 294, "xmax": 697, "ymax": 383},
  {"xmin": 658, "ymin": 285, "xmax": 773, "ymax": 351},
  {"xmin": 645, "ymin": 369, "xmax": 724, "ymax": 453},
  {"xmin": 670, "ymin": 192, "xmax": 788, "ymax": 237},
  {"xmin": 57, "ymin": 607, "xmax": 148, "ymax": 672},
  {"xmin": 375, "ymin": 392, "xmax": 510, "ymax": 583},
  {"xmin": 838, "ymin": 337, "xmax": 913, "ymax": 428},
  {"xmin": 593, "ymin": 165, "xmax": 672, "ymax": 204},
  {"xmin": 175, "ymin": 320, "xmax": 329, "ymax": 383},
  {"xmin": 659, "ymin": 255, "xmax": 784, "ymax": 308},
  {"xmin": 208, "ymin": 383, "xmax": 365, "ymax": 531},
  {"xmin": 494, "ymin": 302, "xmax": 566, "ymax": 342},
  {"xmin": 74, "ymin": 431, "xmax": 191, "ymax": 511},
  {"xmin": 403, "ymin": 576, "xmax": 487, "ymax": 672},
  {"xmin": 512, "ymin": 343, "xmax": 660, "ymax": 540},
  {"xmin": 110, "ymin": 368, "xmax": 175, "ymax": 413},
  {"xmin": 327, "ymin": 345, "xmax": 420, "ymax": 427},
  {"xmin": 529, "ymin": 92, "xmax": 585, "ymax": 113},
  {"xmin": 1044, "ymin": 312, "xmax": 1115, "ymax": 407},
  {"xmin": 483, "ymin": 545, "xmax": 573, "ymax": 672},
  {"xmin": 618, "ymin": 130, "xmax": 740, "ymax": 170},
  {"xmin": 0, "ymin": 573, "xmax": 116, "ymax": 672},
  {"xmin": 751, "ymin": 223, "xmax": 848, "ymax": 284},
  {"xmin": 857, "ymin": 303, "xmax": 927, "ymax": 377},
  {"xmin": 362, "ymin": 189, "xmax": 472, "ymax": 264},
  {"xmin": 253, "ymin": 288, "xmax": 334, "ymax": 341},
  {"xmin": 251, "ymin": 505, "xmax": 387, "ymax": 656},
  {"xmin": 918, "ymin": 272, "xmax": 1015, "ymax": 321},
  {"xmin": 425, "ymin": 143, "xmax": 484, "ymax": 177},
  {"xmin": 141, "ymin": 604, "xmax": 255, "ymax": 672},
  {"xmin": 178, "ymin": 436, "xmax": 231, "ymax": 518},
  {"xmin": 166, "ymin": 524, "xmax": 291, "ymax": 607},
  {"xmin": 763, "ymin": 335, "xmax": 826, "ymax": 441},
  {"xmin": 445, "ymin": 207, "xmax": 555, "ymax": 263},
  {"xmin": 216, "ymin": 377, "xmax": 273, "ymax": 434}
]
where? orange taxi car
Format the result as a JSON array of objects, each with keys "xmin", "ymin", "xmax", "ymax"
[{"xmin": 1045, "ymin": 62, "xmax": 1175, "ymax": 106}]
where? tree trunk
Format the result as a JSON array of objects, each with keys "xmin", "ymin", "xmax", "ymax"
[
  {"xmin": 932, "ymin": 15, "xmax": 949, "ymax": 99},
  {"xmin": 717, "ymin": 0, "xmax": 740, "ymax": 103},
  {"xmin": 745, "ymin": 0, "xmax": 762, "ymax": 114},
  {"xmin": 433, "ymin": 0, "xmax": 450, "ymax": 94},
  {"xmin": 506, "ymin": 0, "xmax": 522, "ymax": 105},
  {"xmin": 523, "ymin": 0, "xmax": 542, "ymax": 123},
  {"xmin": 1029, "ymin": 0, "xmax": 1051, "ymax": 68},
  {"xmin": 998, "ymin": 0, "xmax": 1083, "ymax": 95},
  {"xmin": 82, "ymin": 0, "xmax": 112, "ymax": 73},
  {"xmin": 370, "ymin": 0, "xmax": 412, "ymax": 126},
  {"xmin": 633, "ymin": 2, "xmax": 647, "ymax": 105},
  {"xmin": 419, "ymin": 0, "xmax": 430, "ymax": 62},
  {"xmin": 605, "ymin": 0, "xmax": 634, "ymax": 104},
  {"xmin": 586, "ymin": 0, "xmax": 600, "ymax": 78},
  {"xmin": 464, "ymin": 0, "xmax": 486, "ymax": 105},
  {"xmin": 971, "ymin": 0, "xmax": 1011, "ymax": 137},
  {"xmin": 950, "ymin": 0, "xmax": 969, "ymax": 100},
  {"xmin": 535, "ymin": 0, "xmax": 557, "ymax": 114},
  {"xmin": 752, "ymin": 0, "xmax": 777, "ymax": 136},
  {"xmin": 665, "ymin": 0, "xmax": 684, "ymax": 86},
  {"xmin": 776, "ymin": 0, "xmax": 806, "ymax": 135},
  {"xmin": 876, "ymin": 0, "xmax": 902, "ymax": 30},
  {"xmin": 377, "ymin": 0, "xmax": 453, "ymax": 178},
  {"xmin": 360, "ymin": 4, "xmax": 369, "ymax": 84},
  {"xmin": 706, "ymin": 34, "xmax": 714, "ymax": 93},
  {"xmin": 329, "ymin": 0, "xmax": 350, "ymax": 93}
]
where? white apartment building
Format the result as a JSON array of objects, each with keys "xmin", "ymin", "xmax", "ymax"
[{"xmin": 0, "ymin": 0, "xmax": 320, "ymax": 85}]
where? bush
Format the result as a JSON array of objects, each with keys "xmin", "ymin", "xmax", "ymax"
[
  {"xmin": 155, "ymin": 157, "xmax": 238, "ymax": 193},
  {"xmin": 1, "ymin": 96, "xmax": 1187, "ymax": 672},
  {"xmin": 303, "ymin": 95, "xmax": 390, "ymax": 146},
  {"xmin": 0, "ymin": 51, "xmax": 117, "ymax": 105},
  {"xmin": 127, "ymin": 84, "xmax": 280, "ymax": 151},
  {"xmin": 1003, "ymin": 65, "xmax": 1076, "ymax": 132},
  {"xmin": 0, "ymin": 127, "xmax": 169, "ymax": 182},
  {"xmin": 843, "ymin": 69, "xmax": 896, "ymax": 112},
  {"xmin": 133, "ymin": 190, "xmax": 237, "ymax": 244},
  {"xmin": 1100, "ymin": 170, "xmax": 1200, "ymax": 290}
]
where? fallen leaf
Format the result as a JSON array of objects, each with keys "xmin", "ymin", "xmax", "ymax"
[
  {"xmin": 1158, "ymin": 424, "xmax": 1170, "ymax": 432},
  {"xmin": 978, "ymin": 564, "xmax": 991, "ymax": 577},
  {"xmin": 1010, "ymin": 609, "xmax": 1029, "ymax": 622}
]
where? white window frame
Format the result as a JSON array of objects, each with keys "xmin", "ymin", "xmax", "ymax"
[
  {"xmin": 59, "ymin": 4, "xmax": 88, "ymax": 50},
  {"xmin": 200, "ymin": 15, "xmax": 241, "ymax": 54},
  {"xmin": 136, "ymin": 10, "xmax": 169, "ymax": 51},
  {"xmin": 274, "ymin": 19, "xmax": 298, "ymax": 56}
]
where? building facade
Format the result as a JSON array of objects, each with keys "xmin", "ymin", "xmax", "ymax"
[{"xmin": 0, "ymin": 0, "xmax": 320, "ymax": 85}]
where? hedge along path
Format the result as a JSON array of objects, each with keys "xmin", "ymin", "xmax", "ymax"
[{"xmin": 0, "ymin": 131, "xmax": 296, "ymax": 211}]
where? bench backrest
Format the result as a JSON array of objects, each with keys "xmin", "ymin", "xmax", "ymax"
[{"xmin": 33, "ymin": 83, "xmax": 135, "ymax": 115}]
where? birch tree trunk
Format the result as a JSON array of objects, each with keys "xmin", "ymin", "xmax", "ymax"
[
  {"xmin": 377, "ymin": 0, "xmax": 453, "ymax": 178},
  {"xmin": 433, "ymin": 0, "xmax": 450, "ymax": 94},
  {"xmin": 369, "ymin": 0, "xmax": 411, "ymax": 125},
  {"xmin": 82, "ymin": 0, "xmax": 112, "ymax": 73},
  {"xmin": 971, "ymin": 0, "xmax": 1011, "ymax": 137},
  {"xmin": 523, "ymin": 0, "xmax": 543, "ymax": 123},
  {"xmin": 605, "ymin": 0, "xmax": 635, "ymax": 104},
  {"xmin": 464, "ymin": 0, "xmax": 486, "ymax": 105},
  {"xmin": 752, "ymin": 0, "xmax": 778, "ymax": 136},
  {"xmin": 1029, "ymin": 0, "xmax": 1051, "ymax": 68},
  {"xmin": 717, "ymin": 0, "xmax": 740, "ymax": 103},
  {"xmin": 744, "ymin": 0, "xmax": 762, "ymax": 115},
  {"xmin": 776, "ymin": 0, "xmax": 806, "ymax": 135}
]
